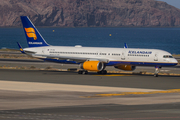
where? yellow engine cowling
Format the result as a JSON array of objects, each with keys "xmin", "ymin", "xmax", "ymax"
[
  {"xmin": 80, "ymin": 61, "xmax": 104, "ymax": 71},
  {"xmin": 114, "ymin": 65, "xmax": 136, "ymax": 71}
]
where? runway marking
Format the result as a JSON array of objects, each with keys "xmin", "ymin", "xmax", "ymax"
[
  {"xmin": 0, "ymin": 80, "xmax": 159, "ymax": 92},
  {"xmin": 94, "ymin": 74, "xmax": 131, "ymax": 76},
  {"xmin": 112, "ymin": 116, "xmax": 180, "ymax": 120},
  {"xmin": 83, "ymin": 89, "xmax": 180, "ymax": 98},
  {"xmin": 0, "ymin": 111, "xmax": 109, "ymax": 120}
]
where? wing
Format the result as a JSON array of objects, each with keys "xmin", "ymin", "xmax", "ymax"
[{"xmin": 32, "ymin": 54, "xmax": 109, "ymax": 63}]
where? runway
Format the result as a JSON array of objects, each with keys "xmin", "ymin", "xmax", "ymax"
[
  {"xmin": 0, "ymin": 69, "xmax": 180, "ymax": 120},
  {"xmin": 0, "ymin": 69, "xmax": 180, "ymax": 89}
]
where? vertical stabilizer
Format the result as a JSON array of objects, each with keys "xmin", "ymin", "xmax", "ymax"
[{"xmin": 20, "ymin": 16, "xmax": 49, "ymax": 47}]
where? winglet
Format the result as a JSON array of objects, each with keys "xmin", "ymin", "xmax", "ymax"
[
  {"xmin": 17, "ymin": 42, "xmax": 25, "ymax": 54},
  {"xmin": 124, "ymin": 43, "xmax": 128, "ymax": 48}
]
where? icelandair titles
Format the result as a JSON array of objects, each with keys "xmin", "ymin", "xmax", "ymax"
[
  {"xmin": 128, "ymin": 50, "xmax": 152, "ymax": 54},
  {"xmin": 29, "ymin": 42, "xmax": 42, "ymax": 44}
]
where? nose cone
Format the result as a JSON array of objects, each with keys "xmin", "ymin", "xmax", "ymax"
[{"xmin": 171, "ymin": 58, "xmax": 178, "ymax": 65}]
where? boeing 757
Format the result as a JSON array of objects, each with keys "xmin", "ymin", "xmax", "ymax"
[{"xmin": 17, "ymin": 16, "xmax": 178, "ymax": 77}]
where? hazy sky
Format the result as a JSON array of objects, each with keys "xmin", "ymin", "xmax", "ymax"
[{"xmin": 157, "ymin": 0, "xmax": 180, "ymax": 9}]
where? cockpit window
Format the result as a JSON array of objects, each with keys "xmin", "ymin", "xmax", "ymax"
[{"xmin": 163, "ymin": 55, "xmax": 173, "ymax": 58}]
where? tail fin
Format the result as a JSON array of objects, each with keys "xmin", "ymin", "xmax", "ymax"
[{"xmin": 20, "ymin": 16, "xmax": 49, "ymax": 47}]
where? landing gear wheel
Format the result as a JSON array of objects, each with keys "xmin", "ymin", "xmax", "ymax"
[
  {"xmin": 97, "ymin": 70, "xmax": 107, "ymax": 74},
  {"xmin": 82, "ymin": 71, "xmax": 88, "ymax": 75},
  {"xmin": 78, "ymin": 70, "xmax": 83, "ymax": 74},
  {"xmin": 102, "ymin": 70, "xmax": 107, "ymax": 74},
  {"xmin": 78, "ymin": 70, "xmax": 88, "ymax": 74},
  {"xmin": 154, "ymin": 74, "xmax": 158, "ymax": 77}
]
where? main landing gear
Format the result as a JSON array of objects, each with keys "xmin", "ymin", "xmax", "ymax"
[
  {"xmin": 97, "ymin": 70, "xmax": 107, "ymax": 74},
  {"xmin": 78, "ymin": 70, "xmax": 88, "ymax": 74},
  {"xmin": 154, "ymin": 66, "xmax": 161, "ymax": 77},
  {"xmin": 78, "ymin": 70, "xmax": 107, "ymax": 75}
]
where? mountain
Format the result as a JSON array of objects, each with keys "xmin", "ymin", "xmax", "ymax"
[{"xmin": 0, "ymin": 0, "xmax": 180, "ymax": 27}]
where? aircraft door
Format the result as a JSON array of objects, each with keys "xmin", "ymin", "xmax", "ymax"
[
  {"xmin": 41, "ymin": 48, "xmax": 47, "ymax": 55},
  {"xmin": 121, "ymin": 51, "xmax": 126, "ymax": 60},
  {"xmin": 154, "ymin": 53, "xmax": 158, "ymax": 61}
]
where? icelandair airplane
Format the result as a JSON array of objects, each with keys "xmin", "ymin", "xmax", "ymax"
[{"xmin": 18, "ymin": 16, "xmax": 178, "ymax": 77}]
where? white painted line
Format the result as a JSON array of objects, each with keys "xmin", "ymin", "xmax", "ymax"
[{"xmin": 0, "ymin": 80, "xmax": 162, "ymax": 93}]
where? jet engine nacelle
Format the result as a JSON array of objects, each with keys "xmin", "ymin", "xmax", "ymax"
[
  {"xmin": 80, "ymin": 61, "xmax": 104, "ymax": 71},
  {"xmin": 114, "ymin": 65, "xmax": 136, "ymax": 71}
]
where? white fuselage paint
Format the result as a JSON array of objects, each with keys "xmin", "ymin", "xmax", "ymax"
[{"xmin": 23, "ymin": 46, "xmax": 178, "ymax": 67}]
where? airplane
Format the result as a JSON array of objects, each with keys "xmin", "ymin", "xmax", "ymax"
[{"xmin": 17, "ymin": 16, "xmax": 178, "ymax": 77}]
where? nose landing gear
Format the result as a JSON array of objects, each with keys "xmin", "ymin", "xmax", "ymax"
[{"xmin": 154, "ymin": 66, "xmax": 161, "ymax": 77}]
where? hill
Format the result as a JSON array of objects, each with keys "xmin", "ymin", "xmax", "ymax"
[{"xmin": 0, "ymin": 0, "xmax": 180, "ymax": 27}]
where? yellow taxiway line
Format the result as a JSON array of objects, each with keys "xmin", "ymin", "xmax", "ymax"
[
  {"xmin": 94, "ymin": 74, "xmax": 131, "ymax": 76},
  {"xmin": 83, "ymin": 89, "xmax": 180, "ymax": 98}
]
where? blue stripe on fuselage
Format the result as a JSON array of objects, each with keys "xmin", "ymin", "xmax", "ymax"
[
  {"xmin": 106, "ymin": 61, "xmax": 178, "ymax": 67},
  {"xmin": 42, "ymin": 58, "xmax": 77, "ymax": 64}
]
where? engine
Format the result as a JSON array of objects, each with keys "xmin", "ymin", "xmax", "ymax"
[
  {"xmin": 80, "ymin": 61, "xmax": 104, "ymax": 71},
  {"xmin": 114, "ymin": 65, "xmax": 136, "ymax": 71}
]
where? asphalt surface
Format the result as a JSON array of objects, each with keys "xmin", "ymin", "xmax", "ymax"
[
  {"xmin": 0, "ymin": 69, "xmax": 180, "ymax": 120},
  {"xmin": 1, "ymin": 103, "xmax": 180, "ymax": 120},
  {"xmin": 0, "ymin": 69, "xmax": 180, "ymax": 90}
]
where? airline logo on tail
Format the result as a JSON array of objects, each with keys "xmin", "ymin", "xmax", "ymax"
[
  {"xmin": 25, "ymin": 27, "xmax": 37, "ymax": 40},
  {"xmin": 20, "ymin": 48, "xmax": 23, "ymax": 51}
]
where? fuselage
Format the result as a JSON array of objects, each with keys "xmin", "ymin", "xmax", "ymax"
[{"xmin": 24, "ymin": 46, "xmax": 178, "ymax": 67}]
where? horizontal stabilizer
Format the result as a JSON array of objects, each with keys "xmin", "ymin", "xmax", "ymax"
[{"xmin": 17, "ymin": 42, "xmax": 25, "ymax": 54}]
